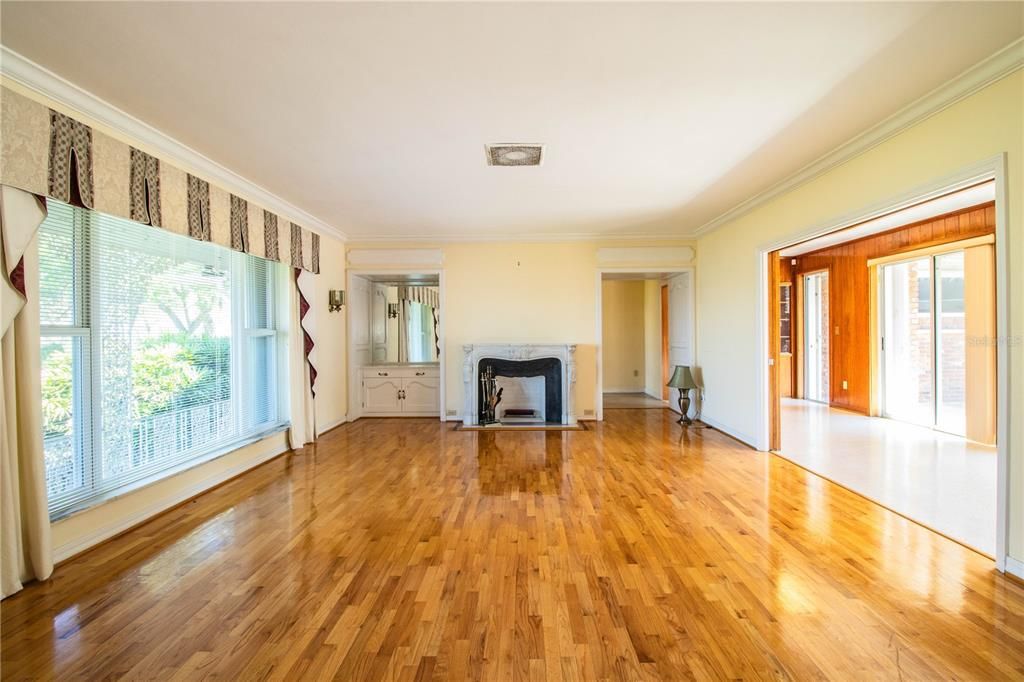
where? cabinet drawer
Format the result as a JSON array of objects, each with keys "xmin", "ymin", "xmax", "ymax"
[{"xmin": 363, "ymin": 366, "xmax": 439, "ymax": 379}]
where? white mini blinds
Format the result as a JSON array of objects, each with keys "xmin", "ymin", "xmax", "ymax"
[{"xmin": 39, "ymin": 199, "xmax": 288, "ymax": 518}]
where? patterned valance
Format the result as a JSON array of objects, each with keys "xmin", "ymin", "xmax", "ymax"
[
  {"xmin": 397, "ymin": 285, "xmax": 440, "ymax": 309},
  {"xmin": 0, "ymin": 85, "xmax": 320, "ymax": 274}
]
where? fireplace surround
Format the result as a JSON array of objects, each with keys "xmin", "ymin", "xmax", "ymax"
[{"xmin": 463, "ymin": 344, "xmax": 576, "ymax": 425}]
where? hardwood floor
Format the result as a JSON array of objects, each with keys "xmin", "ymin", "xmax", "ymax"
[{"xmin": 2, "ymin": 410, "xmax": 1022, "ymax": 680}]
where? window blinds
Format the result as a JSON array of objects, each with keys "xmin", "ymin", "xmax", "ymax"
[{"xmin": 39, "ymin": 199, "xmax": 287, "ymax": 517}]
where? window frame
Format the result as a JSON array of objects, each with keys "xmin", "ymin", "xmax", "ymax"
[{"xmin": 40, "ymin": 202, "xmax": 289, "ymax": 520}]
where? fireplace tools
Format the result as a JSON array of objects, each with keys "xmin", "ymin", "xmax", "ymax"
[{"xmin": 479, "ymin": 365, "xmax": 503, "ymax": 425}]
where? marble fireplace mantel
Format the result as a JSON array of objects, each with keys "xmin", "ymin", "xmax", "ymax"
[{"xmin": 463, "ymin": 344, "xmax": 576, "ymax": 426}]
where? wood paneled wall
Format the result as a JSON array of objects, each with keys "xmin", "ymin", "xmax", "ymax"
[{"xmin": 789, "ymin": 202, "xmax": 995, "ymax": 414}]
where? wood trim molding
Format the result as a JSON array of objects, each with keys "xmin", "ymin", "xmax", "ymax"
[
  {"xmin": 866, "ymin": 234, "xmax": 995, "ymax": 267},
  {"xmin": 0, "ymin": 46, "xmax": 347, "ymax": 243},
  {"xmin": 694, "ymin": 38, "xmax": 1023, "ymax": 237}
]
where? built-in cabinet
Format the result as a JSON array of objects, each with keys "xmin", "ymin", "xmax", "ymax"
[{"xmin": 361, "ymin": 365, "xmax": 440, "ymax": 416}]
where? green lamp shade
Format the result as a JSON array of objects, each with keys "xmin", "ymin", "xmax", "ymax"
[{"xmin": 667, "ymin": 365, "xmax": 697, "ymax": 390}]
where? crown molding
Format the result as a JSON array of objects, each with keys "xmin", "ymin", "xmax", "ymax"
[
  {"xmin": 0, "ymin": 45, "xmax": 348, "ymax": 243},
  {"xmin": 344, "ymin": 230, "xmax": 691, "ymax": 245},
  {"xmin": 691, "ymin": 37, "xmax": 1024, "ymax": 238}
]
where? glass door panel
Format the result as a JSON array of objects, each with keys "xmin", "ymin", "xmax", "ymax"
[
  {"xmin": 881, "ymin": 258, "xmax": 933, "ymax": 426},
  {"xmin": 803, "ymin": 272, "xmax": 829, "ymax": 403},
  {"xmin": 935, "ymin": 251, "xmax": 966, "ymax": 436}
]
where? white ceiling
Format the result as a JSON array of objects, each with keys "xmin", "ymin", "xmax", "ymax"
[{"xmin": 1, "ymin": 2, "xmax": 1021, "ymax": 241}]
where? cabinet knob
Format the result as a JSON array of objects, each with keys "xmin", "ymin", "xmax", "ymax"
[
  {"xmin": 378, "ymin": 372, "xmax": 388, "ymax": 376},
  {"xmin": 415, "ymin": 371, "xmax": 425, "ymax": 376}
]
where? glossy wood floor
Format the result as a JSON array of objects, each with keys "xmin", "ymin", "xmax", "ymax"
[{"xmin": 3, "ymin": 410, "xmax": 1023, "ymax": 680}]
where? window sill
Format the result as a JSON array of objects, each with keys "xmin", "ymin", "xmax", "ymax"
[{"xmin": 49, "ymin": 423, "xmax": 290, "ymax": 523}]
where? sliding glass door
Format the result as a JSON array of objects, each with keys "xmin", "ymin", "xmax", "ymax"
[
  {"xmin": 803, "ymin": 271, "xmax": 829, "ymax": 403},
  {"xmin": 880, "ymin": 251, "xmax": 966, "ymax": 435}
]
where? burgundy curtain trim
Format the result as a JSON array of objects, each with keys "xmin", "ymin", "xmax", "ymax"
[
  {"xmin": 9, "ymin": 257, "xmax": 26, "ymax": 297},
  {"xmin": 294, "ymin": 267, "xmax": 317, "ymax": 398}
]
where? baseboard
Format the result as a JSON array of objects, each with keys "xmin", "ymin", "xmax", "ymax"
[
  {"xmin": 317, "ymin": 415, "xmax": 347, "ymax": 436},
  {"xmin": 1006, "ymin": 556, "xmax": 1024, "ymax": 580},
  {"xmin": 603, "ymin": 388, "xmax": 646, "ymax": 394},
  {"xmin": 53, "ymin": 438, "xmax": 288, "ymax": 563},
  {"xmin": 696, "ymin": 413, "xmax": 757, "ymax": 450}
]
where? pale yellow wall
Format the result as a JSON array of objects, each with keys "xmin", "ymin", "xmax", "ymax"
[
  {"xmin": 695, "ymin": 71, "xmax": 1023, "ymax": 560},
  {"xmin": 313, "ymin": 236, "xmax": 348, "ymax": 433},
  {"xmin": 643, "ymin": 279, "xmax": 663, "ymax": 398},
  {"xmin": 345, "ymin": 240, "xmax": 695, "ymax": 420},
  {"xmin": 601, "ymin": 280, "xmax": 645, "ymax": 391}
]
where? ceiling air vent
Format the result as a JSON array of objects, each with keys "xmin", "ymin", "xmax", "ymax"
[{"xmin": 486, "ymin": 144, "xmax": 543, "ymax": 167}]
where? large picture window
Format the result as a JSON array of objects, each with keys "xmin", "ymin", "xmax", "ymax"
[{"xmin": 39, "ymin": 200, "xmax": 287, "ymax": 518}]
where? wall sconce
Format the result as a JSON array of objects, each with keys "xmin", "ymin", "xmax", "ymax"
[
  {"xmin": 387, "ymin": 303, "xmax": 399, "ymax": 319},
  {"xmin": 328, "ymin": 289, "xmax": 345, "ymax": 312}
]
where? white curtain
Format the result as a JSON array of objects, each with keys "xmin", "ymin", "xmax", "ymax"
[
  {"xmin": 1, "ymin": 186, "xmax": 52, "ymax": 598},
  {"xmin": 288, "ymin": 269, "xmax": 316, "ymax": 449}
]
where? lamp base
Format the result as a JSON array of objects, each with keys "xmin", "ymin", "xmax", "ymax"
[{"xmin": 676, "ymin": 389, "xmax": 692, "ymax": 425}]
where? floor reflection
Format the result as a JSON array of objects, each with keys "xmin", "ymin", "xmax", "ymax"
[{"xmin": 475, "ymin": 431, "xmax": 566, "ymax": 496}]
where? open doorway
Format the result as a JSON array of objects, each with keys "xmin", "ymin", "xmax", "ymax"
[
  {"xmin": 596, "ymin": 270, "xmax": 693, "ymax": 418},
  {"xmin": 766, "ymin": 178, "xmax": 1003, "ymax": 558}
]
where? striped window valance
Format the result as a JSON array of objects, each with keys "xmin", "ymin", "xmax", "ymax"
[
  {"xmin": 397, "ymin": 285, "xmax": 440, "ymax": 309},
  {"xmin": 0, "ymin": 85, "xmax": 320, "ymax": 274}
]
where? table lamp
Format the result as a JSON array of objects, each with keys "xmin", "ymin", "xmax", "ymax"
[{"xmin": 667, "ymin": 365, "xmax": 697, "ymax": 425}]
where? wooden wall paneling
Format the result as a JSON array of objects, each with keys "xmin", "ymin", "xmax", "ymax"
[{"xmin": 790, "ymin": 202, "xmax": 994, "ymax": 415}]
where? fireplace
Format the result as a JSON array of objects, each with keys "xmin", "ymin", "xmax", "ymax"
[
  {"xmin": 463, "ymin": 344, "xmax": 576, "ymax": 426},
  {"xmin": 480, "ymin": 357, "xmax": 561, "ymax": 423}
]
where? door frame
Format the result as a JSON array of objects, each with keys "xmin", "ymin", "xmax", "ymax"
[
  {"xmin": 595, "ymin": 267, "xmax": 695, "ymax": 421},
  {"xmin": 757, "ymin": 154, "xmax": 1010, "ymax": 571},
  {"xmin": 346, "ymin": 267, "xmax": 446, "ymax": 423}
]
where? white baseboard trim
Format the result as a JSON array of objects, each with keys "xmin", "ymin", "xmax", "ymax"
[
  {"xmin": 1005, "ymin": 556, "xmax": 1024, "ymax": 580},
  {"xmin": 53, "ymin": 438, "xmax": 288, "ymax": 563},
  {"xmin": 696, "ymin": 413, "xmax": 757, "ymax": 450},
  {"xmin": 317, "ymin": 416, "xmax": 347, "ymax": 436}
]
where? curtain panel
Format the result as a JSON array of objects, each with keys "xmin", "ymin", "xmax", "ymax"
[
  {"xmin": 0, "ymin": 85, "xmax": 321, "ymax": 275},
  {"xmin": 288, "ymin": 269, "xmax": 317, "ymax": 448},
  {"xmin": 1, "ymin": 185, "xmax": 52, "ymax": 599}
]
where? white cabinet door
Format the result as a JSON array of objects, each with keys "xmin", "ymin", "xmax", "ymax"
[
  {"xmin": 402, "ymin": 377, "xmax": 440, "ymax": 414},
  {"xmin": 364, "ymin": 378, "xmax": 401, "ymax": 412}
]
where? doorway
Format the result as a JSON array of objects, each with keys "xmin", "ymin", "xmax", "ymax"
[
  {"xmin": 763, "ymin": 175, "xmax": 1003, "ymax": 560},
  {"xmin": 595, "ymin": 269, "xmax": 693, "ymax": 420},
  {"xmin": 803, "ymin": 271, "xmax": 829, "ymax": 404}
]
